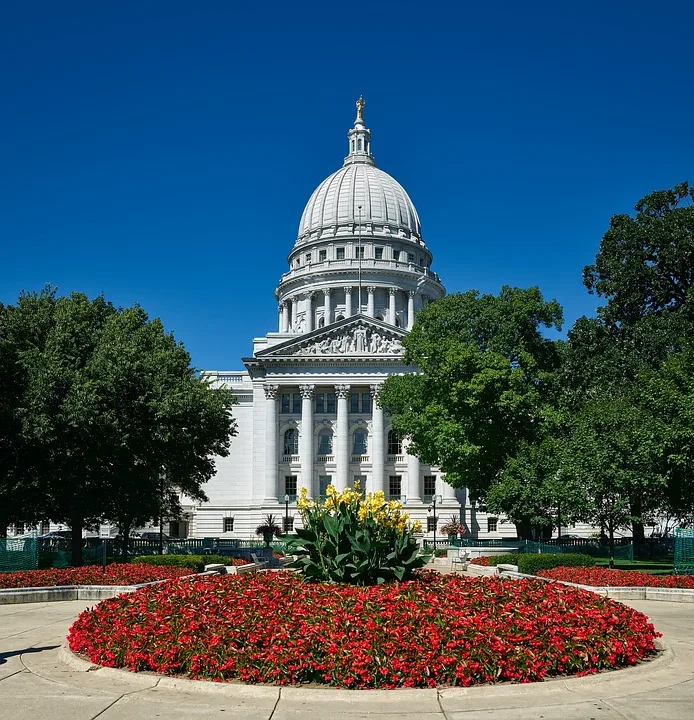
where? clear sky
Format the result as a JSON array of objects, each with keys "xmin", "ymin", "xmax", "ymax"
[{"xmin": 2, "ymin": 1, "xmax": 692, "ymax": 370}]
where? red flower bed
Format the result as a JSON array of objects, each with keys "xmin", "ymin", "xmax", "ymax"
[
  {"xmin": 230, "ymin": 557, "xmax": 251, "ymax": 567},
  {"xmin": 469, "ymin": 557, "xmax": 490, "ymax": 566},
  {"xmin": 0, "ymin": 563, "xmax": 194, "ymax": 589},
  {"xmin": 68, "ymin": 571, "xmax": 659, "ymax": 688},
  {"xmin": 538, "ymin": 566, "xmax": 694, "ymax": 588}
]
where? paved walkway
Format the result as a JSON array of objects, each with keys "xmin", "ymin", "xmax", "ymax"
[{"xmin": 1, "ymin": 596, "xmax": 693, "ymax": 719}]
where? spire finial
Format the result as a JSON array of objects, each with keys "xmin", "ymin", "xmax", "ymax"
[{"xmin": 355, "ymin": 96, "xmax": 365, "ymax": 123}]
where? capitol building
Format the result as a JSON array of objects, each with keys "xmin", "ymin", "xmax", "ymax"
[{"xmin": 183, "ymin": 101, "xmax": 505, "ymax": 540}]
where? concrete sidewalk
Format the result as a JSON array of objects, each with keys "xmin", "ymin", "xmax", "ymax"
[{"xmin": 1, "ymin": 597, "xmax": 693, "ymax": 719}]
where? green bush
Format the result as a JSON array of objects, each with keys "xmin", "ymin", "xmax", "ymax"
[
  {"xmin": 517, "ymin": 553, "xmax": 596, "ymax": 575},
  {"xmin": 132, "ymin": 554, "xmax": 236, "ymax": 573},
  {"xmin": 288, "ymin": 486, "xmax": 429, "ymax": 585},
  {"xmin": 484, "ymin": 554, "xmax": 521, "ymax": 567}
]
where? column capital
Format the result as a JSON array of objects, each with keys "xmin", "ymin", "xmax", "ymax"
[
  {"xmin": 408, "ymin": 290, "xmax": 416, "ymax": 298},
  {"xmin": 264, "ymin": 384, "xmax": 280, "ymax": 400},
  {"xmin": 299, "ymin": 384, "xmax": 315, "ymax": 399},
  {"xmin": 388, "ymin": 286, "xmax": 397, "ymax": 296},
  {"xmin": 335, "ymin": 383, "xmax": 351, "ymax": 399},
  {"xmin": 366, "ymin": 285, "xmax": 376, "ymax": 295},
  {"xmin": 323, "ymin": 287, "xmax": 332, "ymax": 296},
  {"xmin": 278, "ymin": 301, "xmax": 286, "ymax": 310},
  {"xmin": 343, "ymin": 286, "xmax": 352, "ymax": 295},
  {"xmin": 305, "ymin": 290, "xmax": 316, "ymax": 300},
  {"xmin": 369, "ymin": 383, "xmax": 382, "ymax": 398}
]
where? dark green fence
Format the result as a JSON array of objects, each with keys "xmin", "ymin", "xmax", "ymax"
[
  {"xmin": 0, "ymin": 533, "xmax": 38, "ymax": 572},
  {"xmin": 674, "ymin": 527, "xmax": 694, "ymax": 575}
]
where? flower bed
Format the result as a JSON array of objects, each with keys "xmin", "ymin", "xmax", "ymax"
[
  {"xmin": 469, "ymin": 557, "xmax": 490, "ymax": 566},
  {"xmin": 538, "ymin": 566, "xmax": 694, "ymax": 588},
  {"xmin": 0, "ymin": 563, "xmax": 194, "ymax": 589},
  {"xmin": 68, "ymin": 571, "xmax": 659, "ymax": 688}
]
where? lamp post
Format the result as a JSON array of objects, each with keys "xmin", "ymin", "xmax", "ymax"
[
  {"xmin": 284, "ymin": 494, "xmax": 290, "ymax": 534},
  {"xmin": 429, "ymin": 494, "xmax": 442, "ymax": 549}
]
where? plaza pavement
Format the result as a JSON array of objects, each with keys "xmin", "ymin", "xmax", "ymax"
[{"xmin": 1, "ymin": 594, "xmax": 693, "ymax": 719}]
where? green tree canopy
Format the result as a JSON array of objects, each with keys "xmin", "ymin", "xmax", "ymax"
[
  {"xmin": 0, "ymin": 287, "xmax": 237, "ymax": 563},
  {"xmin": 379, "ymin": 287, "xmax": 563, "ymax": 526}
]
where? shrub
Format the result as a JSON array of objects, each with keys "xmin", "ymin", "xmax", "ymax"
[
  {"xmin": 132, "ymin": 554, "xmax": 249, "ymax": 573},
  {"xmin": 288, "ymin": 484, "xmax": 429, "ymax": 584},
  {"xmin": 517, "ymin": 553, "xmax": 596, "ymax": 575}
]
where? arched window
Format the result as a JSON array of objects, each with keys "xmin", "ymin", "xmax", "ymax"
[
  {"xmin": 351, "ymin": 139, "xmax": 355, "ymax": 151},
  {"xmin": 335, "ymin": 314, "xmax": 344, "ymax": 321},
  {"xmin": 318, "ymin": 317, "xmax": 325, "ymax": 328},
  {"xmin": 283, "ymin": 429, "xmax": 298, "ymax": 455},
  {"xmin": 353, "ymin": 428, "xmax": 368, "ymax": 455},
  {"xmin": 395, "ymin": 317, "xmax": 401, "ymax": 327},
  {"xmin": 358, "ymin": 138, "xmax": 363, "ymax": 151},
  {"xmin": 387, "ymin": 430, "xmax": 402, "ymax": 455},
  {"xmin": 317, "ymin": 429, "xmax": 333, "ymax": 456}
]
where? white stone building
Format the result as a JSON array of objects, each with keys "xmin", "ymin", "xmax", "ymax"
[{"xmin": 183, "ymin": 101, "xmax": 508, "ymax": 541}]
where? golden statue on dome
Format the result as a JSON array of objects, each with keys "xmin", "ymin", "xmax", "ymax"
[{"xmin": 355, "ymin": 96, "xmax": 365, "ymax": 122}]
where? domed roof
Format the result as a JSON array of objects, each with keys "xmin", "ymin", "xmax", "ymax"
[
  {"xmin": 298, "ymin": 163, "xmax": 422, "ymax": 242},
  {"xmin": 296, "ymin": 99, "xmax": 422, "ymax": 245}
]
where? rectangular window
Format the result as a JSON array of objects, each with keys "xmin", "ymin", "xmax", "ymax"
[
  {"xmin": 423, "ymin": 475, "xmax": 436, "ymax": 497},
  {"xmin": 361, "ymin": 393, "xmax": 371, "ymax": 413},
  {"xmin": 427, "ymin": 516, "xmax": 438, "ymax": 532},
  {"xmin": 350, "ymin": 393, "xmax": 360, "ymax": 413},
  {"xmin": 319, "ymin": 249, "xmax": 327, "ymax": 261},
  {"xmin": 336, "ymin": 247, "xmax": 345, "ymax": 260},
  {"xmin": 283, "ymin": 516, "xmax": 294, "ymax": 533},
  {"xmin": 317, "ymin": 431, "xmax": 332, "ymax": 455},
  {"xmin": 375, "ymin": 247, "xmax": 383, "ymax": 260},
  {"xmin": 281, "ymin": 393, "xmax": 291, "ymax": 413},
  {"xmin": 284, "ymin": 475, "xmax": 297, "ymax": 499},
  {"xmin": 487, "ymin": 517, "xmax": 498, "ymax": 533},
  {"xmin": 326, "ymin": 392, "xmax": 336, "ymax": 413},
  {"xmin": 355, "ymin": 246, "xmax": 365, "ymax": 259},
  {"xmin": 305, "ymin": 253, "xmax": 311, "ymax": 263},
  {"xmin": 223, "ymin": 517, "xmax": 234, "ymax": 533},
  {"xmin": 319, "ymin": 475, "xmax": 331, "ymax": 498},
  {"xmin": 388, "ymin": 475, "xmax": 402, "ymax": 500},
  {"xmin": 407, "ymin": 252, "xmax": 415, "ymax": 264},
  {"xmin": 315, "ymin": 393, "xmax": 325, "ymax": 413},
  {"xmin": 292, "ymin": 393, "xmax": 301, "ymax": 414}
]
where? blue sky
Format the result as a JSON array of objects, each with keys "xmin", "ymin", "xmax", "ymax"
[{"xmin": 2, "ymin": 1, "xmax": 692, "ymax": 370}]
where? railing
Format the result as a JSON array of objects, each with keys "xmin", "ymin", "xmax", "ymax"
[
  {"xmin": 279, "ymin": 258, "xmax": 442, "ymax": 285},
  {"xmin": 281, "ymin": 454, "xmax": 300, "ymax": 464},
  {"xmin": 386, "ymin": 454, "xmax": 406, "ymax": 463},
  {"xmin": 351, "ymin": 454, "xmax": 370, "ymax": 463},
  {"xmin": 316, "ymin": 455, "xmax": 335, "ymax": 463},
  {"xmin": 674, "ymin": 527, "xmax": 694, "ymax": 575}
]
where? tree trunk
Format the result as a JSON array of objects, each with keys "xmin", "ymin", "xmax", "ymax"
[
  {"xmin": 119, "ymin": 519, "xmax": 131, "ymax": 561},
  {"xmin": 70, "ymin": 512, "xmax": 83, "ymax": 566},
  {"xmin": 630, "ymin": 497, "xmax": 645, "ymax": 554},
  {"xmin": 608, "ymin": 521, "xmax": 615, "ymax": 570},
  {"xmin": 514, "ymin": 520, "xmax": 534, "ymax": 540},
  {"xmin": 0, "ymin": 524, "xmax": 7, "ymax": 539}
]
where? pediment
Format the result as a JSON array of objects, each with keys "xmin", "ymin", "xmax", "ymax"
[{"xmin": 255, "ymin": 315, "xmax": 406, "ymax": 359}]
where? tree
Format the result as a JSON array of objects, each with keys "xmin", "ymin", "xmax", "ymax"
[
  {"xmin": 3, "ymin": 287, "xmax": 237, "ymax": 564},
  {"xmin": 563, "ymin": 397, "xmax": 667, "ymax": 567},
  {"xmin": 379, "ymin": 287, "xmax": 563, "ymax": 536}
]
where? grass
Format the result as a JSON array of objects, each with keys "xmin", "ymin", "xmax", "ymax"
[{"xmin": 594, "ymin": 558, "xmax": 673, "ymax": 575}]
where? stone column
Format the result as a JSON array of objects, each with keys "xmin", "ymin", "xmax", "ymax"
[
  {"xmin": 407, "ymin": 291, "xmax": 415, "ymax": 330},
  {"xmin": 291, "ymin": 297, "xmax": 298, "ymax": 331},
  {"xmin": 335, "ymin": 384, "xmax": 351, "ymax": 491},
  {"xmin": 264, "ymin": 384, "xmax": 279, "ymax": 502},
  {"xmin": 279, "ymin": 302, "xmax": 288, "ymax": 333},
  {"xmin": 406, "ymin": 439, "xmax": 421, "ymax": 503},
  {"xmin": 366, "ymin": 286, "xmax": 376, "ymax": 318},
  {"xmin": 305, "ymin": 292, "xmax": 315, "ymax": 333},
  {"xmin": 442, "ymin": 476, "xmax": 458, "ymax": 505},
  {"xmin": 323, "ymin": 288, "xmax": 333, "ymax": 325},
  {"xmin": 344, "ymin": 287, "xmax": 353, "ymax": 317},
  {"xmin": 388, "ymin": 287, "xmax": 397, "ymax": 325},
  {"xmin": 299, "ymin": 384, "xmax": 315, "ymax": 497},
  {"xmin": 370, "ymin": 384, "xmax": 385, "ymax": 495}
]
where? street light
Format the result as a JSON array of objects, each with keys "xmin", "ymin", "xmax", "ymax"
[
  {"xmin": 428, "ymin": 494, "xmax": 443, "ymax": 549},
  {"xmin": 284, "ymin": 494, "xmax": 290, "ymax": 534}
]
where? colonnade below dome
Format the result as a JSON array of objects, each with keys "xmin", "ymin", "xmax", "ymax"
[{"xmin": 278, "ymin": 285, "xmax": 423, "ymax": 333}]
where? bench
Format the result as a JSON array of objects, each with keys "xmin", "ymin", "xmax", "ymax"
[
  {"xmin": 451, "ymin": 549, "xmax": 470, "ymax": 572},
  {"xmin": 250, "ymin": 553, "xmax": 269, "ymax": 571}
]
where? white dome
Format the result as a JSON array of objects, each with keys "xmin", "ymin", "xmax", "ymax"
[{"xmin": 297, "ymin": 163, "xmax": 422, "ymax": 243}]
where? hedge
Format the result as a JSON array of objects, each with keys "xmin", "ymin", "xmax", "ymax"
[
  {"xmin": 132, "ymin": 554, "xmax": 241, "ymax": 573},
  {"xmin": 479, "ymin": 553, "xmax": 596, "ymax": 575}
]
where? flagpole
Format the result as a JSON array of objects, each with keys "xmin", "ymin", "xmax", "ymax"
[{"xmin": 358, "ymin": 205, "xmax": 363, "ymax": 314}]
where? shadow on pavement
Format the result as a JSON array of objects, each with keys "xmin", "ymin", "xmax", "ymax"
[{"xmin": 0, "ymin": 645, "xmax": 60, "ymax": 665}]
